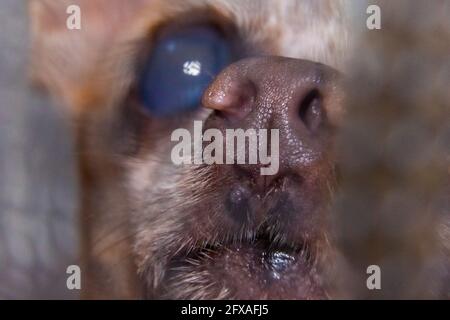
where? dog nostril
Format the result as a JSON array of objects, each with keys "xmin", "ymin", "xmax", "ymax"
[
  {"xmin": 202, "ymin": 78, "xmax": 256, "ymax": 123},
  {"xmin": 298, "ymin": 89, "xmax": 324, "ymax": 133}
]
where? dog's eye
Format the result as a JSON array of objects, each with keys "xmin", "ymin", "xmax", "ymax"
[{"xmin": 139, "ymin": 26, "xmax": 232, "ymax": 116}]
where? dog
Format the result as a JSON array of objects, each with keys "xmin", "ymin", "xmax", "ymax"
[{"xmin": 29, "ymin": 0, "xmax": 449, "ymax": 299}]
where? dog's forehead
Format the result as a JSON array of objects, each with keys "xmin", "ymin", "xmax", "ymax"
[
  {"xmin": 31, "ymin": 0, "xmax": 351, "ymax": 111},
  {"xmin": 125, "ymin": 0, "xmax": 350, "ymax": 67},
  {"xmin": 34, "ymin": 0, "xmax": 350, "ymax": 62},
  {"xmin": 217, "ymin": 0, "xmax": 350, "ymax": 68}
]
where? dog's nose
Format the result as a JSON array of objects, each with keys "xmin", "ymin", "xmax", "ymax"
[{"xmin": 202, "ymin": 56, "xmax": 342, "ymax": 190}]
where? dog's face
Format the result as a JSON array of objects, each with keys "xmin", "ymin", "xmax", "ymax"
[
  {"xmin": 31, "ymin": 0, "xmax": 353, "ymax": 299},
  {"xmin": 130, "ymin": 56, "xmax": 344, "ymax": 299}
]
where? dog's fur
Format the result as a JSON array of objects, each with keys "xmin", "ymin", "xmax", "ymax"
[{"xmin": 30, "ymin": 0, "xmax": 449, "ymax": 299}]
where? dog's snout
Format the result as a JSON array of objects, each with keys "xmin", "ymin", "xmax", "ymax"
[
  {"xmin": 201, "ymin": 56, "xmax": 341, "ymax": 229},
  {"xmin": 202, "ymin": 57, "xmax": 335, "ymax": 134},
  {"xmin": 202, "ymin": 56, "xmax": 340, "ymax": 180}
]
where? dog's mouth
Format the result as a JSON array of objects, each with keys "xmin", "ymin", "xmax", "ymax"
[
  {"xmin": 144, "ymin": 165, "xmax": 333, "ymax": 299},
  {"xmin": 162, "ymin": 229, "xmax": 328, "ymax": 299}
]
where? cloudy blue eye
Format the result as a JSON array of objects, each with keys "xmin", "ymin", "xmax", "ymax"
[{"xmin": 139, "ymin": 26, "xmax": 232, "ymax": 117}]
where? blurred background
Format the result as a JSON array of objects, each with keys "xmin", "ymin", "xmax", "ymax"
[
  {"xmin": 0, "ymin": 0, "xmax": 78, "ymax": 299},
  {"xmin": 0, "ymin": 0, "xmax": 448, "ymax": 300}
]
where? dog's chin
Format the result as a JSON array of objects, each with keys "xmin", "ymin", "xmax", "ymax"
[{"xmin": 152, "ymin": 232, "xmax": 329, "ymax": 299}]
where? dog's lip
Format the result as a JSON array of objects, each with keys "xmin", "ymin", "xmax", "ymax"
[
  {"xmin": 210, "ymin": 239, "xmax": 303, "ymax": 281},
  {"xmin": 167, "ymin": 235, "xmax": 326, "ymax": 299},
  {"xmin": 185, "ymin": 233, "xmax": 305, "ymax": 267}
]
